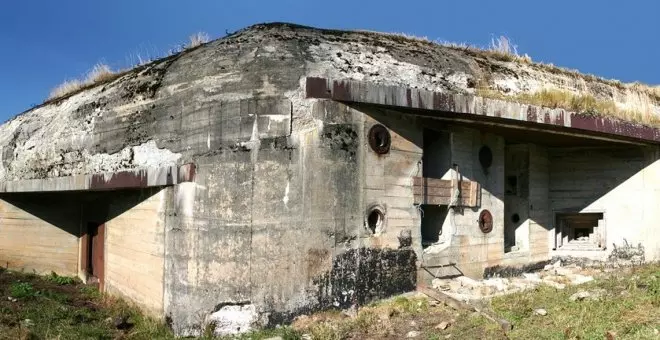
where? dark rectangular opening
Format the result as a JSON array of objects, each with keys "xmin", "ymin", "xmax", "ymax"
[
  {"xmin": 82, "ymin": 221, "xmax": 105, "ymax": 289},
  {"xmin": 86, "ymin": 222, "xmax": 98, "ymax": 275},
  {"xmin": 555, "ymin": 212, "xmax": 604, "ymax": 250},
  {"xmin": 421, "ymin": 129, "xmax": 451, "ymax": 248},
  {"xmin": 421, "ymin": 205, "xmax": 449, "ymax": 247}
]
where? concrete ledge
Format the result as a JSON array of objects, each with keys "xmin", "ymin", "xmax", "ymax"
[
  {"xmin": 0, "ymin": 163, "xmax": 196, "ymax": 193},
  {"xmin": 305, "ymin": 77, "xmax": 660, "ymax": 144}
]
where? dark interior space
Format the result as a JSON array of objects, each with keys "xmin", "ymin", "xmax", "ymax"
[
  {"xmin": 421, "ymin": 205, "xmax": 449, "ymax": 246},
  {"xmin": 421, "ymin": 128, "xmax": 452, "ymax": 247},
  {"xmin": 555, "ymin": 212, "xmax": 604, "ymax": 249}
]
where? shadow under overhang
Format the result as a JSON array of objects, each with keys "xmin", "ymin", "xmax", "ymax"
[{"xmin": 306, "ymin": 77, "xmax": 660, "ymax": 147}]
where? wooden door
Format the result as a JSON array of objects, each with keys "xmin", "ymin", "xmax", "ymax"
[{"xmin": 84, "ymin": 222, "xmax": 105, "ymax": 291}]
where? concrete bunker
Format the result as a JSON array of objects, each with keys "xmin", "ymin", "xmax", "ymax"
[{"xmin": 2, "ymin": 23, "xmax": 660, "ymax": 336}]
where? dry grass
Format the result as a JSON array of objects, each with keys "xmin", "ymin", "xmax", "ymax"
[
  {"xmin": 478, "ymin": 87, "xmax": 660, "ymax": 126},
  {"xmin": 485, "ymin": 35, "xmax": 532, "ymax": 63},
  {"xmin": 46, "ymin": 31, "xmax": 212, "ymax": 102},
  {"xmin": 85, "ymin": 63, "xmax": 115, "ymax": 83},
  {"xmin": 188, "ymin": 32, "xmax": 210, "ymax": 48},
  {"xmin": 48, "ymin": 63, "xmax": 118, "ymax": 100},
  {"xmin": 48, "ymin": 79, "xmax": 85, "ymax": 101}
]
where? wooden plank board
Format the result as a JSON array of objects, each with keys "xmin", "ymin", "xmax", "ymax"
[
  {"xmin": 469, "ymin": 181, "xmax": 481, "ymax": 207},
  {"xmin": 413, "ymin": 177, "xmax": 452, "ymax": 188},
  {"xmin": 412, "ymin": 176, "xmax": 480, "ymax": 207},
  {"xmin": 412, "ymin": 186, "xmax": 453, "ymax": 197}
]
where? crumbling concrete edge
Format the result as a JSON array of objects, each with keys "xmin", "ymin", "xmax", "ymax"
[
  {"xmin": 0, "ymin": 163, "xmax": 195, "ymax": 193},
  {"xmin": 305, "ymin": 77, "xmax": 660, "ymax": 145}
]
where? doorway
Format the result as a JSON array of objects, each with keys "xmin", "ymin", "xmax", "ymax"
[
  {"xmin": 421, "ymin": 129, "xmax": 451, "ymax": 247},
  {"xmin": 82, "ymin": 222, "xmax": 105, "ymax": 290}
]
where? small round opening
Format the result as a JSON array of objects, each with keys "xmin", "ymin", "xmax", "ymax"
[
  {"xmin": 511, "ymin": 213, "xmax": 520, "ymax": 223},
  {"xmin": 367, "ymin": 209, "xmax": 384, "ymax": 234},
  {"xmin": 479, "ymin": 146, "xmax": 493, "ymax": 169},
  {"xmin": 368, "ymin": 125, "xmax": 391, "ymax": 154}
]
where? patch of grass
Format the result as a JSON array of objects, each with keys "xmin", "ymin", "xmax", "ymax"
[
  {"xmin": 487, "ymin": 35, "xmax": 532, "ymax": 63},
  {"xmin": 188, "ymin": 32, "xmax": 210, "ymax": 49},
  {"xmin": 44, "ymin": 271, "xmax": 77, "ymax": 285},
  {"xmin": 85, "ymin": 63, "xmax": 116, "ymax": 83},
  {"xmin": 0, "ymin": 270, "xmax": 174, "ymax": 340},
  {"xmin": 287, "ymin": 295, "xmax": 507, "ymax": 340},
  {"xmin": 45, "ymin": 31, "xmax": 213, "ymax": 102},
  {"xmin": 478, "ymin": 87, "xmax": 660, "ymax": 126},
  {"xmin": 9, "ymin": 282, "xmax": 37, "ymax": 299},
  {"xmin": 48, "ymin": 79, "xmax": 85, "ymax": 100},
  {"xmin": 48, "ymin": 63, "xmax": 119, "ymax": 100},
  {"xmin": 491, "ymin": 264, "xmax": 660, "ymax": 339}
]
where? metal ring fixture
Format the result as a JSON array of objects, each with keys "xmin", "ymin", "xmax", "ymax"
[
  {"xmin": 368, "ymin": 124, "xmax": 391, "ymax": 154},
  {"xmin": 478, "ymin": 209, "xmax": 493, "ymax": 234}
]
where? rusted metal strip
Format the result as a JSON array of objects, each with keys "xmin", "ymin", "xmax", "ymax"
[
  {"xmin": 90, "ymin": 170, "xmax": 149, "ymax": 190},
  {"xmin": 306, "ymin": 77, "xmax": 660, "ymax": 144},
  {"xmin": 0, "ymin": 163, "xmax": 196, "ymax": 193},
  {"xmin": 177, "ymin": 163, "xmax": 196, "ymax": 183}
]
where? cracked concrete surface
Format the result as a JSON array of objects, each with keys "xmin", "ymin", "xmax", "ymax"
[{"xmin": 3, "ymin": 22, "xmax": 657, "ymax": 184}]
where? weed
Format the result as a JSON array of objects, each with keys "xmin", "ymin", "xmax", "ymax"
[
  {"xmin": 45, "ymin": 271, "xmax": 77, "ymax": 285},
  {"xmin": 80, "ymin": 285, "xmax": 102, "ymax": 298},
  {"xmin": 9, "ymin": 282, "xmax": 37, "ymax": 299}
]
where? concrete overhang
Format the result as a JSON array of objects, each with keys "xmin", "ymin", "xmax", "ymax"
[
  {"xmin": 306, "ymin": 77, "xmax": 660, "ymax": 146},
  {"xmin": 0, "ymin": 163, "xmax": 195, "ymax": 193}
]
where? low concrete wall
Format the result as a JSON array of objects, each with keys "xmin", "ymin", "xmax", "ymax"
[
  {"xmin": 104, "ymin": 188, "xmax": 167, "ymax": 316},
  {"xmin": 0, "ymin": 196, "xmax": 80, "ymax": 275}
]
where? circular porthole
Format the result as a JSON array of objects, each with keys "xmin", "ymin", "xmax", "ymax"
[
  {"xmin": 478, "ymin": 209, "xmax": 493, "ymax": 234},
  {"xmin": 368, "ymin": 124, "xmax": 391, "ymax": 154},
  {"xmin": 511, "ymin": 213, "xmax": 521, "ymax": 223},
  {"xmin": 479, "ymin": 146, "xmax": 493, "ymax": 169},
  {"xmin": 367, "ymin": 208, "xmax": 385, "ymax": 234}
]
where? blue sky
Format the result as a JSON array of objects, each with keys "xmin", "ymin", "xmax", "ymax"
[{"xmin": 1, "ymin": 0, "xmax": 658, "ymax": 120}]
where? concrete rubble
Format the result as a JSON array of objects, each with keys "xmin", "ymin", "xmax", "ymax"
[{"xmin": 432, "ymin": 260, "xmax": 599, "ymax": 302}]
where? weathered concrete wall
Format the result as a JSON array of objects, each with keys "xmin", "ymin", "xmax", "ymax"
[
  {"xmin": 406, "ymin": 125, "xmax": 506, "ymax": 278},
  {"xmin": 162, "ymin": 96, "xmax": 405, "ymax": 336},
  {"xmin": 549, "ymin": 146, "xmax": 660, "ymax": 260},
  {"xmin": 361, "ymin": 108, "xmax": 423, "ymax": 253},
  {"xmin": 446, "ymin": 128, "xmax": 506, "ymax": 277},
  {"xmin": 528, "ymin": 144, "xmax": 551, "ymax": 260},
  {"xmin": 104, "ymin": 188, "xmax": 166, "ymax": 316},
  {"xmin": 0, "ymin": 195, "xmax": 80, "ymax": 275}
]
